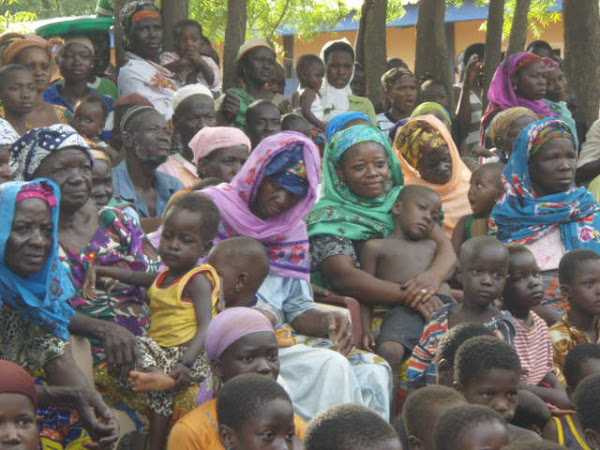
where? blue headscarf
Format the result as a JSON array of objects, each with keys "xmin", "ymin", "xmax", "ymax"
[
  {"xmin": 325, "ymin": 111, "xmax": 372, "ymax": 142},
  {"xmin": 490, "ymin": 118, "xmax": 600, "ymax": 250},
  {"xmin": 264, "ymin": 144, "xmax": 308, "ymax": 196},
  {"xmin": 0, "ymin": 179, "xmax": 75, "ymax": 340}
]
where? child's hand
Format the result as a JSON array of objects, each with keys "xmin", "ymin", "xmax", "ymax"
[
  {"xmin": 323, "ymin": 312, "xmax": 354, "ymax": 356},
  {"xmin": 362, "ymin": 332, "xmax": 376, "ymax": 352},
  {"xmin": 464, "ymin": 54, "xmax": 484, "ymax": 88},
  {"xmin": 171, "ymin": 363, "xmax": 193, "ymax": 390},
  {"xmin": 83, "ymin": 265, "xmax": 99, "ymax": 300}
]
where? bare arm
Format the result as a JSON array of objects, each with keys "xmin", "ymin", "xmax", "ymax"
[
  {"xmin": 299, "ymin": 89, "xmax": 326, "ymax": 131},
  {"xmin": 84, "ymin": 265, "xmax": 157, "ymax": 294},
  {"xmin": 190, "ymin": 54, "xmax": 216, "ymax": 86},
  {"xmin": 576, "ymin": 160, "xmax": 600, "ymax": 184},
  {"xmin": 357, "ymin": 239, "xmax": 381, "ymax": 277},
  {"xmin": 451, "ymin": 215, "xmax": 469, "ymax": 255},
  {"xmin": 291, "ymin": 308, "xmax": 353, "ymax": 355},
  {"xmin": 518, "ymin": 373, "xmax": 574, "ymax": 410}
]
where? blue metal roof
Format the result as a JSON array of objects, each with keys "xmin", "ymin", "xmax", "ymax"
[{"xmin": 278, "ymin": 0, "xmax": 562, "ymax": 35}]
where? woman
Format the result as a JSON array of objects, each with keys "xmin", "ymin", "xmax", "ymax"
[
  {"xmin": 117, "ymin": 0, "xmax": 177, "ymax": 119},
  {"xmin": 218, "ymin": 38, "xmax": 291, "ymax": 129},
  {"xmin": 394, "ymin": 115, "xmax": 472, "ymax": 236},
  {"xmin": 2, "ymin": 36, "xmax": 68, "ymax": 128},
  {"xmin": 410, "ymin": 102, "xmax": 452, "ymax": 130},
  {"xmin": 190, "ymin": 126, "xmax": 251, "ymax": 183},
  {"xmin": 487, "ymin": 107, "xmax": 539, "ymax": 163},
  {"xmin": 490, "ymin": 118, "xmax": 600, "ymax": 321},
  {"xmin": 0, "ymin": 179, "xmax": 118, "ymax": 448},
  {"xmin": 481, "ymin": 52, "xmax": 557, "ymax": 139}
]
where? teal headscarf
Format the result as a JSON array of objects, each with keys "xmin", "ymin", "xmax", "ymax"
[{"xmin": 307, "ymin": 125, "xmax": 404, "ymax": 241}]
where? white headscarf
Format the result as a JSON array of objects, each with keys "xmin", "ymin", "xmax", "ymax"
[
  {"xmin": 319, "ymin": 38, "xmax": 355, "ymax": 121},
  {"xmin": 172, "ymin": 84, "xmax": 214, "ymax": 112}
]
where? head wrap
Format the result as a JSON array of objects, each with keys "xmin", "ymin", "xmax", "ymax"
[
  {"xmin": 389, "ymin": 118, "xmax": 410, "ymax": 142},
  {"xmin": 10, "ymin": 124, "xmax": 91, "ymax": 181},
  {"xmin": 0, "ymin": 360, "xmax": 37, "ymax": 407},
  {"xmin": 172, "ymin": 84, "xmax": 213, "ymax": 113},
  {"xmin": 119, "ymin": 105, "xmax": 157, "ymax": 131},
  {"xmin": 543, "ymin": 56, "xmax": 561, "ymax": 72},
  {"xmin": 62, "ymin": 36, "xmax": 94, "ymax": 55},
  {"xmin": 394, "ymin": 119, "xmax": 447, "ymax": 168},
  {"xmin": 307, "ymin": 125, "xmax": 403, "ymax": 243},
  {"xmin": 120, "ymin": 1, "xmax": 161, "ymax": 37},
  {"xmin": 0, "ymin": 119, "xmax": 19, "ymax": 147},
  {"xmin": 319, "ymin": 39, "xmax": 355, "ymax": 120},
  {"xmin": 325, "ymin": 111, "xmax": 372, "ymax": 142},
  {"xmin": 132, "ymin": 9, "xmax": 161, "ymax": 23},
  {"xmin": 236, "ymin": 38, "xmax": 274, "ymax": 61},
  {"xmin": 264, "ymin": 146, "xmax": 308, "ymax": 196},
  {"xmin": 205, "ymin": 307, "xmax": 274, "ymax": 361},
  {"xmin": 490, "ymin": 118, "xmax": 600, "ymax": 251},
  {"xmin": 2, "ymin": 36, "xmax": 51, "ymax": 65},
  {"xmin": 530, "ymin": 121, "xmax": 573, "ymax": 157},
  {"xmin": 0, "ymin": 180, "xmax": 75, "ymax": 340},
  {"xmin": 190, "ymin": 127, "xmax": 251, "ymax": 164},
  {"xmin": 410, "ymin": 102, "xmax": 452, "ymax": 125},
  {"xmin": 488, "ymin": 107, "xmax": 539, "ymax": 144}
]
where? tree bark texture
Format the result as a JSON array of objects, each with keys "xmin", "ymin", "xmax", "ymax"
[
  {"xmin": 162, "ymin": 0, "xmax": 189, "ymax": 52},
  {"xmin": 223, "ymin": 0, "xmax": 247, "ymax": 90},
  {"xmin": 506, "ymin": 0, "xmax": 531, "ymax": 56},
  {"xmin": 113, "ymin": 0, "xmax": 127, "ymax": 70},
  {"xmin": 483, "ymin": 0, "xmax": 505, "ymax": 105},
  {"xmin": 564, "ymin": 0, "xmax": 600, "ymax": 127},
  {"xmin": 364, "ymin": 0, "xmax": 387, "ymax": 112}
]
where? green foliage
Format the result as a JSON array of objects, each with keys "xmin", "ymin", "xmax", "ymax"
[
  {"xmin": 475, "ymin": 0, "xmax": 561, "ymax": 38},
  {"xmin": 0, "ymin": 0, "xmax": 94, "ymax": 19},
  {"xmin": 0, "ymin": 0, "xmax": 37, "ymax": 33}
]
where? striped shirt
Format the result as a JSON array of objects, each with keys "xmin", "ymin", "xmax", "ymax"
[{"xmin": 513, "ymin": 312, "xmax": 554, "ymax": 386}]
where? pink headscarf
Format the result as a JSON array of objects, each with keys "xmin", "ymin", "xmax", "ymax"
[
  {"xmin": 205, "ymin": 307, "xmax": 274, "ymax": 361},
  {"xmin": 189, "ymin": 127, "xmax": 251, "ymax": 164}
]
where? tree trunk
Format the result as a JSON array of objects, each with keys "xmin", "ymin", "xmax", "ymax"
[
  {"xmin": 162, "ymin": 0, "xmax": 189, "ymax": 52},
  {"xmin": 506, "ymin": 0, "xmax": 531, "ymax": 56},
  {"xmin": 364, "ymin": 0, "xmax": 387, "ymax": 112},
  {"xmin": 114, "ymin": 0, "xmax": 127, "ymax": 70},
  {"xmin": 415, "ymin": 0, "xmax": 454, "ymax": 109},
  {"xmin": 223, "ymin": 0, "xmax": 247, "ymax": 90},
  {"xmin": 564, "ymin": 0, "xmax": 600, "ymax": 127},
  {"xmin": 483, "ymin": 0, "xmax": 505, "ymax": 105}
]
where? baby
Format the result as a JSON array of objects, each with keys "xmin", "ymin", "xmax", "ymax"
[{"xmin": 293, "ymin": 54, "xmax": 326, "ymax": 131}]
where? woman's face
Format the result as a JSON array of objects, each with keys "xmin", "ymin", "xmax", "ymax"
[
  {"xmin": 251, "ymin": 177, "xmax": 302, "ymax": 220},
  {"xmin": 529, "ymin": 137, "xmax": 576, "ymax": 196},
  {"xmin": 129, "ymin": 17, "xmax": 163, "ymax": 59},
  {"xmin": 417, "ymin": 145, "xmax": 453, "ymax": 184},
  {"xmin": 244, "ymin": 47, "xmax": 276, "ymax": 84},
  {"xmin": 15, "ymin": 46, "xmax": 52, "ymax": 93},
  {"xmin": 198, "ymin": 145, "xmax": 249, "ymax": 183},
  {"xmin": 545, "ymin": 68, "xmax": 568, "ymax": 103},
  {"xmin": 387, "ymin": 75, "xmax": 417, "ymax": 114},
  {"xmin": 337, "ymin": 141, "xmax": 390, "ymax": 199},
  {"xmin": 326, "ymin": 50, "xmax": 354, "ymax": 89},
  {"xmin": 6, "ymin": 198, "xmax": 53, "ymax": 277},
  {"xmin": 513, "ymin": 62, "xmax": 547, "ymax": 100},
  {"xmin": 0, "ymin": 393, "xmax": 38, "ymax": 450},
  {"xmin": 32, "ymin": 147, "xmax": 93, "ymax": 211}
]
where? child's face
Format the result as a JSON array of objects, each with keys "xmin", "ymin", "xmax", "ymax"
[
  {"xmin": 467, "ymin": 168, "xmax": 503, "ymax": 218},
  {"xmin": 503, "ymin": 250, "xmax": 544, "ymax": 310},
  {"xmin": 90, "ymin": 159, "xmax": 113, "ymax": 208},
  {"xmin": 301, "ymin": 61, "xmax": 325, "ymax": 91},
  {"xmin": 59, "ymin": 43, "xmax": 93, "ymax": 82},
  {"xmin": 227, "ymin": 398, "xmax": 295, "ymax": 450},
  {"xmin": 455, "ymin": 421, "xmax": 509, "ymax": 450},
  {"xmin": 159, "ymin": 207, "xmax": 210, "ymax": 273},
  {"xmin": 0, "ymin": 393, "xmax": 38, "ymax": 450},
  {"xmin": 73, "ymin": 102, "xmax": 106, "ymax": 140},
  {"xmin": 177, "ymin": 25, "xmax": 202, "ymax": 58},
  {"xmin": 0, "ymin": 146, "xmax": 13, "ymax": 184},
  {"xmin": 386, "ymin": 75, "xmax": 417, "ymax": 113},
  {"xmin": 0, "ymin": 70, "xmax": 36, "ymax": 114},
  {"xmin": 458, "ymin": 368, "xmax": 519, "ymax": 422},
  {"xmin": 565, "ymin": 259, "xmax": 600, "ymax": 316},
  {"xmin": 461, "ymin": 246, "xmax": 508, "ymax": 308},
  {"xmin": 393, "ymin": 191, "xmax": 442, "ymax": 241}
]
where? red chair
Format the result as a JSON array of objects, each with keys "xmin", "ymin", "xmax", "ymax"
[{"xmin": 315, "ymin": 294, "xmax": 364, "ymax": 349}]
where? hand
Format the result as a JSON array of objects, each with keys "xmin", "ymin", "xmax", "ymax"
[
  {"xmin": 74, "ymin": 388, "xmax": 119, "ymax": 449},
  {"xmin": 404, "ymin": 270, "xmax": 443, "ymax": 307},
  {"xmin": 322, "ymin": 312, "xmax": 354, "ymax": 356},
  {"xmin": 83, "ymin": 265, "xmax": 98, "ymax": 300},
  {"xmin": 465, "ymin": 54, "xmax": 484, "ymax": 88},
  {"xmin": 218, "ymin": 90, "xmax": 241, "ymax": 125},
  {"xmin": 414, "ymin": 295, "xmax": 444, "ymax": 319},
  {"xmin": 170, "ymin": 363, "xmax": 193, "ymax": 390},
  {"xmin": 312, "ymin": 284, "xmax": 332, "ymax": 299},
  {"xmin": 362, "ymin": 331, "xmax": 376, "ymax": 352},
  {"xmin": 99, "ymin": 323, "xmax": 140, "ymax": 371}
]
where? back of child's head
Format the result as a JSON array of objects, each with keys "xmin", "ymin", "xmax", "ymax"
[
  {"xmin": 387, "ymin": 57, "xmax": 409, "ymax": 71},
  {"xmin": 305, "ymin": 403, "xmax": 400, "ymax": 450},
  {"xmin": 574, "ymin": 373, "xmax": 600, "ymax": 443},
  {"xmin": 559, "ymin": 249, "xmax": 600, "ymax": 286},
  {"xmin": 500, "ymin": 440, "xmax": 566, "ymax": 450},
  {"xmin": 403, "ymin": 385, "xmax": 465, "ymax": 447},
  {"xmin": 434, "ymin": 404, "xmax": 508, "ymax": 450},
  {"xmin": 459, "ymin": 235, "xmax": 508, "ymax": 268},
  {"xmin": 164, "ymin": 191, "xmax": 220, "ymax": 242},
  {"xmin": 281, "ymin": 113, "xmax": 310, "ymax": 136},
  {"xmin": 296, "ymin": 54, "xmax": 324, "ymax": 78},
  {"xmin": 0, "ymin": 63, "xmax": 31, "ymax": 91},
  {"xmin": 172, "ymin": 19, "xmax": 203, "ymax": 44},
  {"xmin": 381, "ymin": 67, "xmax": 415, "ymax": 91},
  {"xmin": 506, "ymin": 244, "xmax": 536, "ymax": 266},
  {"xmin": 74, "ymin": 93, "xmax": 109, "ymax": 121},
  {"xmin": 564, "ymin": 343, "xmax": 600, "ymax": 390}
]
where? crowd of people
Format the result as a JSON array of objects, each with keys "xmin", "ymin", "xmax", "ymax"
[{"xmin": 2, "ymin": 0, "xmax": 600, "ymax": 449}]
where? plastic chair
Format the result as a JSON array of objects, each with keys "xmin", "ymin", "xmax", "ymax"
[{"xmin": 315, "ymin": 294, "xmax": 364, "ymax": 349}]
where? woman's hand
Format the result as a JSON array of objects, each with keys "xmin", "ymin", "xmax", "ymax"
[
  {"xmin": 83, "ymin": 265, "xmax": 99, "ymax": 300},
  {"xmin": 218, "ymin": 90, "xmax": 241, "ymax": 125},
  {"xmin": 322, "ymin": 312, "xmax": 354, "ymax": 356},
  {"xmin": 170, "ymin": 363, "xmax": 193, "ymax": 390},
  {"xmin": 362, "ymin": 331, "xmax": 376, "ymax": 353},
  {"xmin": 74, "ymin": 388, "xmax": 119, "ymax": 449},
  {"xmin": 404, "ymin": 270, "xmax": 445, "ymax": 318},
  {"xmin": 99, "ymin": 323, "xmax": 140, "ymax": 371}
]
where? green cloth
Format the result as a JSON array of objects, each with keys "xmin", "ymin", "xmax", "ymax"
[
  {"xmin": 411, "ymin": 101, "xmax": 452, "ymax": 125},
  {"xmin": 306, "ymin": 124, "xmax": 404, "ymax": 241},
  {"xmin": 544, "ymin": 99, "xmax": 579, "ymax": 150},
  {"xmin": 349, "ymin": 94, "xmax": 377, "ymax": 123},
  {"xmin": 54, "ymin": 76, "xmax": 118, "ymax": 102}
]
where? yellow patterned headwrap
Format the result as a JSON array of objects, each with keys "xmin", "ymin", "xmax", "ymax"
[{"xmin": 394, "ymin": 120, "xmax": 447, "ymax": 168}]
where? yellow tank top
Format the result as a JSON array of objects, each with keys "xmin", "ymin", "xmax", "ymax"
[{"xmin": 147, "ymin": 264, "xmax": 221, "ymax": 347}]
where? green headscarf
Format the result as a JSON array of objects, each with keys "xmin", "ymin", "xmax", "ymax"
[
  {"xmin": 410, "ymin": 102, "xmax": 452, "ymax": 125},
  {"xmin": 307, "ymin": 125, "xmax": 404, "ymax": 241}
]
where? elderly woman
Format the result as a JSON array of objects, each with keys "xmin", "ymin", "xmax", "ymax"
[
  {"xmin": 394, "ymin": 115, "xmax": 472, "ymax": 236},
  {"xmin": 0, "ymin": 178, "xmax": 118, "ymax": 448},
  {"xmin": 217, "ymin": 38, "xmax": 291, "ymax": 129},
  {"xmin": 117, "ymin": 0, "xmax": 177, "ymax": 119},
  {"xmin": 490, "ymin": 118, "xmax": 600, "ymax": 323},
  {"xmin": 487, "ymin": 107, "xmax": 539, "ymax": 163}
]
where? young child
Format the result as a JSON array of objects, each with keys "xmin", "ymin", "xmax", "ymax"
[
  {"xmin": 452, "ymin": 162, "xmax": 505, "ymax": 253},
  {"xmin": 293, "ymin": 54, "xmax": 326, "ymax": 132},
  {"xmin": 401, "ymin": 385, "xmax": 466, "ymax": 450},
  {"xmin": 360, "ymin": 185, "xmax": 452, "ymax": 380},
  {"xmin": 305, "ymin": 404, "xmax": 402, "ymax": 450},
  {"xmin": 160, "ymin": 20, "xmax": 221, "ymax": 93},
  {"xmin": 376, "ymin": 67, "xmax": 418, "ymax": 133},
  {"xmin": 72, "ymin": 94, "xmax": 117, "ymax": 161},
  {"xmin": 0, "ymin": 65, "xmax": 36, "ymax": 136},
  {"xmin": 454, "ymin": 336, "xmax": 542, "ymax": 443},
  {"xmin": 542, "ymin": 343, "xmax": 600, "ymax": 448},
  {"xmin": 434, "ymin": 404, "xmax": 510, "ymax": 450},
  {"xmin": 267, "ymin": 62, "xmax": 286, "ymax": 96},
  {"xmin": 420, "ymin": 77, "xmax": 450, "ymax": 112},
  {"xmin": 573, "ymin": 373, "xmax": 600, "ymax": 449},
  {"xmin": 550, "ymin": 249, "xmax": 600, "ymax": 385},
  {"xmin": 502, "ymin": 245, "xmax": 572, "ymax": 409},
  {"xmin": 217, "ymin": 373, "xmax": 298, "ymax": 450},
  {"xmin": 407, "ymin": 236, "xmax": 514, "ymax": 389},
  {"xmin": 0, "ymin": 119, "xmax": 19, "ymax": 184}
]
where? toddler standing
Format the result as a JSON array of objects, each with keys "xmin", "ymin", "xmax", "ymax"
[{"xmin": 293, "ymin": 54, "xmax": 326, "ymax": 132}]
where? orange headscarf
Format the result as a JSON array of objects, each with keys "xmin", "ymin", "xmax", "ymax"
[
  {"xmin": 394, "ymin": 115, "xmax": 472, "ymax": 237},
  {"xmin": 2, "ymin": 36, "xmax": 51, "ymax": 65}
]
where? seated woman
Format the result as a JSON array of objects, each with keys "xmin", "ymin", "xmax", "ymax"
[
  {"xmin": 487, "ymin": 107, "xmax": 538, "ymax": 163},
  {"xmin": 0, "ymin": 179, "xmax": 118, "ymax": 448},
  {"xmin": 410, "ymin": 102, "xmax": 452, "ymax": 130},
  {"xmin": 394, "ymin": 115, "xmax": 472, "ymax": 237},
  {"xmin": 490, "ymin": 118, "xmax": 600, "ymax": 325}
]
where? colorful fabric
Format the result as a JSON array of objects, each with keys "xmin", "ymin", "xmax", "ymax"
[
  {"xmin": 10, "ymin": 124, "xmax": 91, "ymax": 181},
  {"xmin": 531, "ymin": 123, "xmax": 572, "ymax": 157},
  {"xmin": 264, "ymin": 146, "xmax": 308, "ymax": 196},
  {"xmin": 544, "ymin": 98, "xmax": 579, "ymax": 150},
  {"xmin": 410, "ymin": 102, "xmax": 452, "ymax": 125},
  {"xmin": 189, "ymin": 126, "xmax": 251, "ymax": 164},
  {"xmin": 394, "ymin": 115, "xmax": 472, "ymax": 236},
  {"xmin": 490, "ymin": 118, "xmax": 600, "ymax": 251},
  {"xmin": 0, "ymin": 360, "xmax": 37, "ymax": 406},
  {"xmin": 2, "ymin": 36, "xmax": 51, "ymax": 65},
  {"xmin": 549, "ymin": 312, "xmax": 600, "ymax": 386},
  {"xmin": 132, "ymin": 9, "xmax": 160, "ymax": 23},
  {"xmin": 160, "ymin": 52, "xmax": 222, "ymax": 93},
  {"xmin": 0, "ymin": 180, "xmax": 75, "ymax": 340},
  {"xmin": 0, "ymin": 119, "xmax": 19, "ymax": 146},
  {"xmin": 199, "ymin": 132, "xmax": 321, "ymax": 281},
  {"xmin": 512, "ymin": 312, "xmax": 554, "ymax": 386},
  {"xmin": 307, "ymin": 125, "xmax": 403, "ymax": 242},
  {"xmin": 488, "ymin": 107, "xmax": 539, "ymax": 144},
  {"xmin": 348, "ymin": 94, "xmax": 377, "ymax": 123},
  {"xmin": 325, "ymin": 111, "xmax": 372, "ymax": 141},
  {"xmin": 157, "ymin": 153, "xmax": 198, "ymax": 188},
  {"xmin": 119, "ymin": 0, "xmax": 160, "ymax": 33}
]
